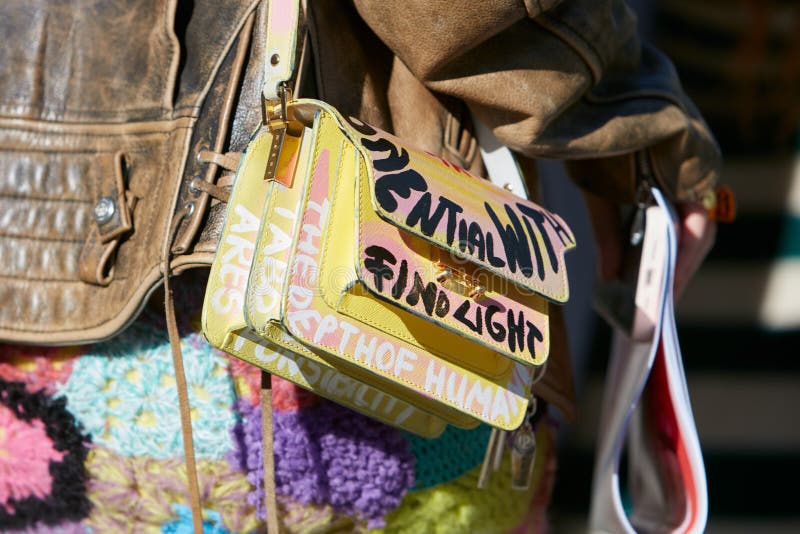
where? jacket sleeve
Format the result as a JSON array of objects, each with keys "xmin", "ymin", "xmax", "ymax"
[{"xmin": 352, "ymin": 0, "xmax": 721, "ymax": 203}]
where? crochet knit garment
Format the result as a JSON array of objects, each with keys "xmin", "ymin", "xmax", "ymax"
[
  {"xmin": 229, "ymin": 399, "xmax": 415, "ymax": 528},
  {"xmin": 0, "ymin": 280, "xmax": 555, "ymax": 532},
  {"xmin": 0, "ymin": 380, "xmax": 90, "ymax": 531}
]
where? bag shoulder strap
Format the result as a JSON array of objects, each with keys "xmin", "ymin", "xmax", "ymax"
[{"xmin": 263, "ymin": 0, "xmax": 302, "ymax": 100}]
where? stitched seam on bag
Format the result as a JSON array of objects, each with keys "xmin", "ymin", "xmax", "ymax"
[
  {"xmin": 244, "ymin": 322, "xmax": 317, "ymax": 361},
  {"xmin": 317, "ymin": 140, "xmax": 351, "ymax": 312},
  {"xmin": 287, "ymin": 113, "xmax": 523, "ymax": 427},
  {"xmin": 247, "ymin": 179, "xmax": 282, "ymax": 333}
]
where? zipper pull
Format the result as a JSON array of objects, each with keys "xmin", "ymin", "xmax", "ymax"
[{"xmin": 510, "ymin": 398, "xmax": 538, "ymax": 491}]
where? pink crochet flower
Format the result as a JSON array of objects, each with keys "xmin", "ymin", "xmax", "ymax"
[
  {"xmin": 0, "ymin": 344, "xmax": 82, "ymax": 394},
  {"xmin": 0, "ymin": 404, "xmax": 65, "ymax": 511}
]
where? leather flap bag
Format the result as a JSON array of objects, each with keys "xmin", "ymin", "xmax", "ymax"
[
  {"xmin": 202, "ymin": 115, "xmax": 448, "ymax": 438},
  {"xmin": 202, "ymin": 95, "xmax": 577, "ymax": 431},
  {"xmin": 201, "ymin": 0, "xmax": 576, "ymax": 432}
]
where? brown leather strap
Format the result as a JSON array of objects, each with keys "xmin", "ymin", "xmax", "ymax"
[
  {"xmin": 165, "ymin": 293, "xmax": 203, "ymax": 533},
  {"xmin": 190, "ymin": 177, "xmax": 231, "ymax": 203},
  {"xmin": 197, "ymin": 149, "xmax": 242, "ymax": 172},
  {"xmin": 161, "ymin": 205, "xmax": 203, "ymax": 534},
  {"xmin": 165, "ymin": 273, "xmax": 204, "ymax": 534},
  {"xmin": 78, "ymin": 151, "xmax": 136, "ymax": 286},
  {"xmin": 261, "ymin": 371, "xmax": 280, "ymax": 533}
]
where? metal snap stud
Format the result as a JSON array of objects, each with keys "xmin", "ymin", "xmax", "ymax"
[{"xmin": 93, "ymin": 197, "xmax": 116, "ymax": 225}]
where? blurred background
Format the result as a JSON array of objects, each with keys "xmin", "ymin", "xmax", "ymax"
[{"xmin": 544, "ymin": 1, "xmax": 800, "ymax": 532}]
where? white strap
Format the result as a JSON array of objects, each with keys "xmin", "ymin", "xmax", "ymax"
[
  {"xmin": 472, "ymin": 117, "xmax": 530, "ymax": 199},
  {"xmin": 263, "ymin": 0, "xmax": 301, "ymax": 100}
]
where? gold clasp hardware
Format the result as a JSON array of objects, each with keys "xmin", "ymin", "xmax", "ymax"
[
  {"xmin": 262, "ymin": 84, "xmax": 299, "ymax": 184},
  {"xmin": 434, "ymin": 262, "xmax": 486, "ymax": 300},
  {"xmin": 261, "ymin": 83, "xmax": 293, "ymax": 126}
]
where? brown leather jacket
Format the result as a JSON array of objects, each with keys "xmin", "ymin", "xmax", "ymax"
[{"xmin": 0, "ymin": 0, "xmax": 721, "ymax": 419}]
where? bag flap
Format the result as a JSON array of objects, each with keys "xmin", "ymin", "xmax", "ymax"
[
  {"xmin": 349, "ymin": 118, "xmax": 576, "ymax": 303},
  {"xmin": 354, "ymin": 158, "xmax": 552, "ymax": 367},
  {"xmin": 301, "ymin": 105, "xmax": 575, "ymax": 367}
]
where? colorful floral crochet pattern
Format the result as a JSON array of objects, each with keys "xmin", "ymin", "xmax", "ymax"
[
  {"xmin": 0, "ymin": 277, "xmax": 555, "ymax": 533},
  {"xmin": 0, "ymin": 379, "xmax": 90, "ymax": 530},
  {"xmin": 0, "ymin": 403, "xmax": 64, "ymax": 509},
  {"xmin": 161, "ymin": 504, "xmax": 229, "ymax": 534},
  {"xmin": 0, "ymin": 345, "xmax": 81, "ymax": 395},
  {"xmin": 57, "ymin": 324, "xmax": 236, "ymax": 459},
  {"xmin": 84, "ymin": 446, "xmax": 259, "ymax": 533}
]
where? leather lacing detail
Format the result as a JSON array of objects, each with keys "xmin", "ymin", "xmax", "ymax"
[
  {"xmin": 172, "ymin": 6, "xmax": 255, "ymax": 255},
  {"xmin": 190, "ymin": 150, "xmax": 240, "ymax": 204},
  {"xmin": 197, "ymin": 148, "xmax": 241, "ymax": 171},
  {"xmin": 189, "ymin": 150, "xmax": 242, "ymax": 204}
]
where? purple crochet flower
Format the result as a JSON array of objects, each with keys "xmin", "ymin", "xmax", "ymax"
[{"xmin": 228, "ymin": 399, "xmax": 415, "ymax": 527}]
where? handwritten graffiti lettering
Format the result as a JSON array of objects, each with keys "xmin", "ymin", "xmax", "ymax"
[
  {"xmin": 354, "ymin": 124, "xmax": 574, "ymax": 284},
  {"xmin": 346, "ymin": 116, "xmax": 377, "ymax": 137},
  {"xmin": 362, "ymin": 137, "xmax": 410, "ymax": 171},
  {"xmin": 231, "ymin": 333, "xmax": 416, "ymax": 426},
  {"xmin": 406, "ymin": 193, "xmax": 463, "ymax": 243},
  {"xmin": 374, "ymin": 169, "xmax": 427, "ymax": 213},
  {"xmin": 362, "ymin": 245, "xmax": 542, "ymax": 359},
  {"xmin": 211, "ymin": 204, "xmax": 259, "ymax": 315},
  {"xmin": 375, "ymin": 173, "xmax": 566, "ymax": 280}
]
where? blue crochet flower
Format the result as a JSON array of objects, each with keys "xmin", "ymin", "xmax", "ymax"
[
  {"xmin": 57, "ymin": 323, "xmax": 236, "ymax": 458},
  {"xmin": 161, "ymin": 504, "xmax": 228, "ymax": 534}
]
